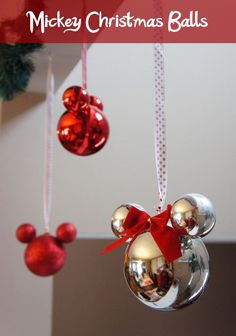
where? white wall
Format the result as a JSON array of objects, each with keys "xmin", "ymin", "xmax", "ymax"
[{"xmin": 0, "ymin": 43, "xmax": 236, "ymax": 335}]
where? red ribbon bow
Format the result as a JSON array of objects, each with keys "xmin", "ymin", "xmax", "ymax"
[{"xmin": 100, "ymin": 204, "xmax": 182, "ymax": 263}]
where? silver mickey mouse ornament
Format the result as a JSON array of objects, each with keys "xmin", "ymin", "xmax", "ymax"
[{"xmin": 103, "ymin": 194, "xmax": 215, "ymax": 311}]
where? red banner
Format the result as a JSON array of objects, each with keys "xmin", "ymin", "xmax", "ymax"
[{"xmin": 0, "ymin": 0, "xmax": 235, "ymax": 43}]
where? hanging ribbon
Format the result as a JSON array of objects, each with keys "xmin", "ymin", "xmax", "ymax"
[
  {"xmin": 152, "ymin": 0, "xmax": 167, "ymax": 212},
  {"xmin": 154, "ymin": 43, "xmax": 167, "ymax": 212},
  {"xmin": 82, "ymin": 0, "xmax": 87, "ymax": 90},
  {"xmin": 100, "ymin": 205, "xmax": 181, "ymax": 263},
  {"xmin": 43, "ymin": 56, "xmax": 55, "ymax": 232},
  {"xmin": 81, "ymin": 42, "xmax": 87, "ymax": 90},
  {"xmin": 101, "ymin": 1, "xmax": 172, "ymax": 259}
]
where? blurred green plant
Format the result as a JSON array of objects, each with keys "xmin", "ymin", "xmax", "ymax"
[{"xmin": 0, "ymin": 43, "xmax": 43, "ymax": 101}]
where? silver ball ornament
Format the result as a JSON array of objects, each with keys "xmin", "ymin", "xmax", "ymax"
[
  {"xmin": 170, "ymin": 193, "xmax": 216, "ymax": 237},
  {"xmin": 111, "ymin": 204, "xmax": 145, "ymax": 238},
  {"xmin": 124, "ymin": 232, "xmax": 209, "ymax": 311}
]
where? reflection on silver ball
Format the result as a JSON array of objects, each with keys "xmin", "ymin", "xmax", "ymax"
[
  {"xmin": 124, "ymin": 232, "xmax": 209, "ymax": 311},
  {"xmin": 111, "ymin": 204, "xmax": 145, "ymax": 238},
  {"xmin": 170, "ymin": 194, "xmax": 216, "ymax": 237}
]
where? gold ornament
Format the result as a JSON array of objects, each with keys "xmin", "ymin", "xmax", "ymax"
[
  {"xmin": 170, "ymin": 194, "xmax": 216, "ymax": 237},
  {"xmin": 111, "ymin": 204, "xmax": 145, "ymax": 238},
  {"xmin": 124, "ymin": 232, "xmax": 209, "ymax": 311}
]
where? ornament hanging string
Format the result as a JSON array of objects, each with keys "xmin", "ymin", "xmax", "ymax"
[
  {"xmin": 153, "ymin": 1, "xmax": 167, "ymax": 212},
  {"xmin": 43, "ymin": 56, "xmax": 55, "ymax": 232},
  {"xmin": 154, "ymin": 43, "xmax": 167, "ymax": 213},
  {"xmin": 82, "ymin": 0, "xmax": 87, "ymax": 90},
  {"xmin": 82, "ymin": 42, "xmax": 87, "ymax": 90}
]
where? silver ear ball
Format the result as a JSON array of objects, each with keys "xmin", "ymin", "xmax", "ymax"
[
  {"xmin": 170, "ymin": 194, "xmax": 216, "ymax": 237},
  {"xmin": 111, "ymin": 204, "xmax": 145, "ymax": 238}
]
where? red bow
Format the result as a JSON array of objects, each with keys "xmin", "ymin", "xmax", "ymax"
[{"xmin": 100, "ymin": 204, "xmax": 182, "ymax": 263}]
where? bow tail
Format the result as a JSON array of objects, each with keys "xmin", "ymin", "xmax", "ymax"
[
  {"xmin": 100, "ymin": 222, "xmax": 147, "ymax": 256},
  {"xmin": 100, "ymin": 226, "xmax": 141, "ymax": 255},
  {"xmin": 100, "ymin": 235, "xmax": 130, "ymax": 255}
]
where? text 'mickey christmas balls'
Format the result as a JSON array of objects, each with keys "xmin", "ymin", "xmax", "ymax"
[
  {"xmin": 102, "ymin": 193, "xmax": 215, "ymax": 311},
  {"xmin": 57, "ymin": 86, "xmax": 109, "ymax": 156}
]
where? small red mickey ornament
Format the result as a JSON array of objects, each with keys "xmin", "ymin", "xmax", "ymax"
[
  {"xmin": 101, "ymin": 194, "xmax": 216, "ymax": 311},
  {"xmin": 57, "ymin": 86, "xmax": 109, "ymax": 156},
  {"xmin": 16, "ymin": 60, "xmax": 78, "ymax": 277},
  {"xmin": 16, "ymin": 223, "xmax": 77, "ymax": 276}
]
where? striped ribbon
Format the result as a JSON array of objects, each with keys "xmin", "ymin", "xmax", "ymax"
[{"xmin": 43, "ymin": 56, "xmax": 55, "ymax": 232}]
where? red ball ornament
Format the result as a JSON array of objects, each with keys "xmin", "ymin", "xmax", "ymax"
[
  {"xmin": 62, "ymin": 86, "xmax": 90, "ymax": 113},
  {"xmin": 57, "ymin": 106, "xmax": 109, "ymax": 156},
  {"xmin": 57, "ymin": 223, "xmax": 77, "ymax": 243},
  {"xmin": 24, "ymin": 234, "xmax": 66, "ymax": 276},
  {"xmin": 90, "ymin": 96, "xmax": 104, "ymax": 111},
  {"xmin": 16, "ymin": 224, "xmax": 36, "ymax": 243}
]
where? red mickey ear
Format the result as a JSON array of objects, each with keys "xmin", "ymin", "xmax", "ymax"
[
  {"xmin": 56, "ymin": 223, "xmax": 77, "ymax": 243},
  {"xmin": 90, "ymin": 96, "xmax": 104, "ymax": 111},
  {"xmin": 62, "ymin": 86, "xmax": 90, "ymax": 112},
  {"xmin": 16, "ymin": 224, "xmax": 36, "ymax": 243}
]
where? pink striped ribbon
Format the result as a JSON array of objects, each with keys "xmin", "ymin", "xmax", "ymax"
[
  {"xmin": 81, "ymin": 42, "xmax": 87, "ymax": 90},
  {"xmin": 153, "ymin": 43, "xmax": 167, "ymax": 212},
  {"xmin": 153, "ymin": 1, "xmax": 167, "ymax": 212},
  {"xmin": 43, "ymin": 56, "xmax": 55, "ymax": 232}
]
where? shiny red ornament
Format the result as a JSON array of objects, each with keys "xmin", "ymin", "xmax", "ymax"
[
  {"xmin": 90, "ymin": 96, "xmax": 104, "ymax": 111},
  {"xmin": 16, "ymin": 224, "xmax": 36, "ymax": 243},
  {"xmin": 62, "ymin": 86, "xmax": 90, "ymax": 113},
  {"xmin": 57, "ymin": 105, "xmax": 109, "ymax": 156},
  {"xmin": 24, "ymin": 234, "xmax": 66, "ymax": 276},
  {"xmin": 57, "ymin": 223, "xmax": 77, "ymax": 243}
]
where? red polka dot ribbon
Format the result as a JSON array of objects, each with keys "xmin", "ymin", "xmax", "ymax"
[{"xmin": 154, "ymin": 43, "xmax": 167, "ymax": 212}]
